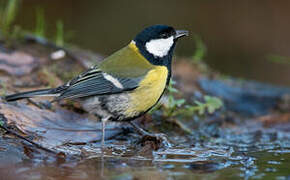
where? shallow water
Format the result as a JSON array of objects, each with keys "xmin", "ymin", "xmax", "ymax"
[{"xmin": 1, "ymin": 119, "xmax": 289, "ymax": 180}]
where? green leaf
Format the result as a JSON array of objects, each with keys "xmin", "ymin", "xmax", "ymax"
[
  {"xmin": 0, "ymin": 0, "xmax": 19, "ymax": 38},
  {"xmin": 170, "ymin": 80, "xmax": 176, "ymax": 85},
  {"xmin": 204, "ymin": 96, "xmax": 223, "ymax": 114},
  {"xmin": 207, "ymin": 105, "xmax": 215, "ymax": 114},
  {"xmin": 35, "ymin": 8, "xmax": 46, "ymax": 38},
  {"xmin": 55, "ymin": 20, "xmax": 64, "ymax": 46},
  {"xmin": 194, "ymin": 100, "xmax": 203, "ymax": 106},
  {"xmin": 266, "ymin": 54, "xmax": 290, "ymax": 65},
  {"xmin": 0, "ymin": 120, "xmax": 4, "ymax": 127},
  {"xmin": 176, "ymin": 99, "xmax": 186, "ymax": 106},
  {"xmin": 198, "ymin": 106, "xmax": 205, "ymax": 115},
  {"xmin": 192, "ymin": 34, "xmax": 207, "ymax": 62},
  {"xmin": 168, "ymin": 87, "xmax": 178, "ymax": 93}
]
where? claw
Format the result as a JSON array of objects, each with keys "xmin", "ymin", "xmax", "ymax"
[
  {"xmin": 141, "ymin": 133, "xmax": 172, "ymax": 149},
  {"xmin": 129, "ymin": 121, "xmax": 172, "ymax": 149}
]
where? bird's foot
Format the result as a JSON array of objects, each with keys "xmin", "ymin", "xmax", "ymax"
[
  {"xmin": 129, "ymin": 122, "xmax": 172, "ymax": 149},
  {"xmin": 140, "ymin": 132, "xmax": 172, "ymax": 149}
]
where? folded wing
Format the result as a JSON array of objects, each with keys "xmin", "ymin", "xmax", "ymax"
[{"xmin": 56, "ymin": 67, "xmax": 142, "ymax": 100}]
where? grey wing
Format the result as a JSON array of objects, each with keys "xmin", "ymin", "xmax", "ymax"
[{"xmin": 56, "ymin": 67, "xmax": 141, "ymax": 100}]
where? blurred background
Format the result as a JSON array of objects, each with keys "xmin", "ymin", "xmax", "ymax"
[{"xmin": 10, "ymin": 0, "xmax": 290, "ymax": 86}]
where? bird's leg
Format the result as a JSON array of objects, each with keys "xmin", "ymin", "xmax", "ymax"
[
  {"xmin": 101, "ymin": 116, "xmax": 110, "ymax": 149},
  {"xmin": 101, "ymin": 120, "xmax": 106, "ymax": 149},
  {"xmin": 129, "ymin": 121, "xmax": 172, "ymax": 148},
  {"xmin": 129, "ymin": 121, "xmax": 151, "ymax": 136},
  {"xmin": 100, "ymin": 116, "xmax": 110, "ymax": 178}
]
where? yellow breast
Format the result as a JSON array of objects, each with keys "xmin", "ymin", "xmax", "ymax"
[{"xmin": 125, "ymin": 66, "xmax": 168, "ymax": 117}]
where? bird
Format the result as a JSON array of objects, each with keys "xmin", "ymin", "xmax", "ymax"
[{"xmin": 4, "ymin": 25, "xmax": 188, "ymax": 148}]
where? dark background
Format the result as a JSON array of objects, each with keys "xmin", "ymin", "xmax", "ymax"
[{"xmin": 14, "ymin": 0, "xmax": 290, "ymax": 86}]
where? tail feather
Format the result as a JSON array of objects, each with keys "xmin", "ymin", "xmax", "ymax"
[{"xmin": 4, "ymin": 88, "xmax": 59, "ymax": 102}]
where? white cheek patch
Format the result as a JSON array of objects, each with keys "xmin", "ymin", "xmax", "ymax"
[
  {"xmin": 145, "ymin": 36, "xmax": 174, "ymax": 58},
  {"xmin": 102, "ymin": 73, "xmax": 124, "ymax": 89}
]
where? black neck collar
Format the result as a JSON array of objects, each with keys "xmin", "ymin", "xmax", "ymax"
[{"xmin": 134, "ymin": 40, "xmax": 176, "ymax": 84}]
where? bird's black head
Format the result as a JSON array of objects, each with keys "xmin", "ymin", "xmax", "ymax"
[{"xmin": 133, "ymin": 25, "xmax": 188, "ymax": 68}]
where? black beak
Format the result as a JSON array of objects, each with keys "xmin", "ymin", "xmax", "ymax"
[{"xmin": 175, "ymin": 30, "xmax": 189, "ymax": 39}]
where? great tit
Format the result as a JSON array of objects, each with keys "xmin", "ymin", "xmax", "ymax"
[{"xmin": 4, "ymin": 25, "xmax": 188, "ymax": 147}]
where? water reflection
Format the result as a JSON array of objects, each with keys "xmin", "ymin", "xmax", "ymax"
[{"xmin": 1, "ymin": 119, "xmax": 289, "ymax": 180}]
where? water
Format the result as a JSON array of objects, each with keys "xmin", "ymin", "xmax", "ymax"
[{"xmin": 1, "ymin": 117, "xmax": 289, "ymax": 180}]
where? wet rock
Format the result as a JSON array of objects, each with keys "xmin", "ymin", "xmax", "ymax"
[
  {"xmin": 0, "ymin": 100, "xmax": 125, "ymax": 154},
  {"xmin": 199, "ymin": 78, "xmax": 290, "ymax": 116}
]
